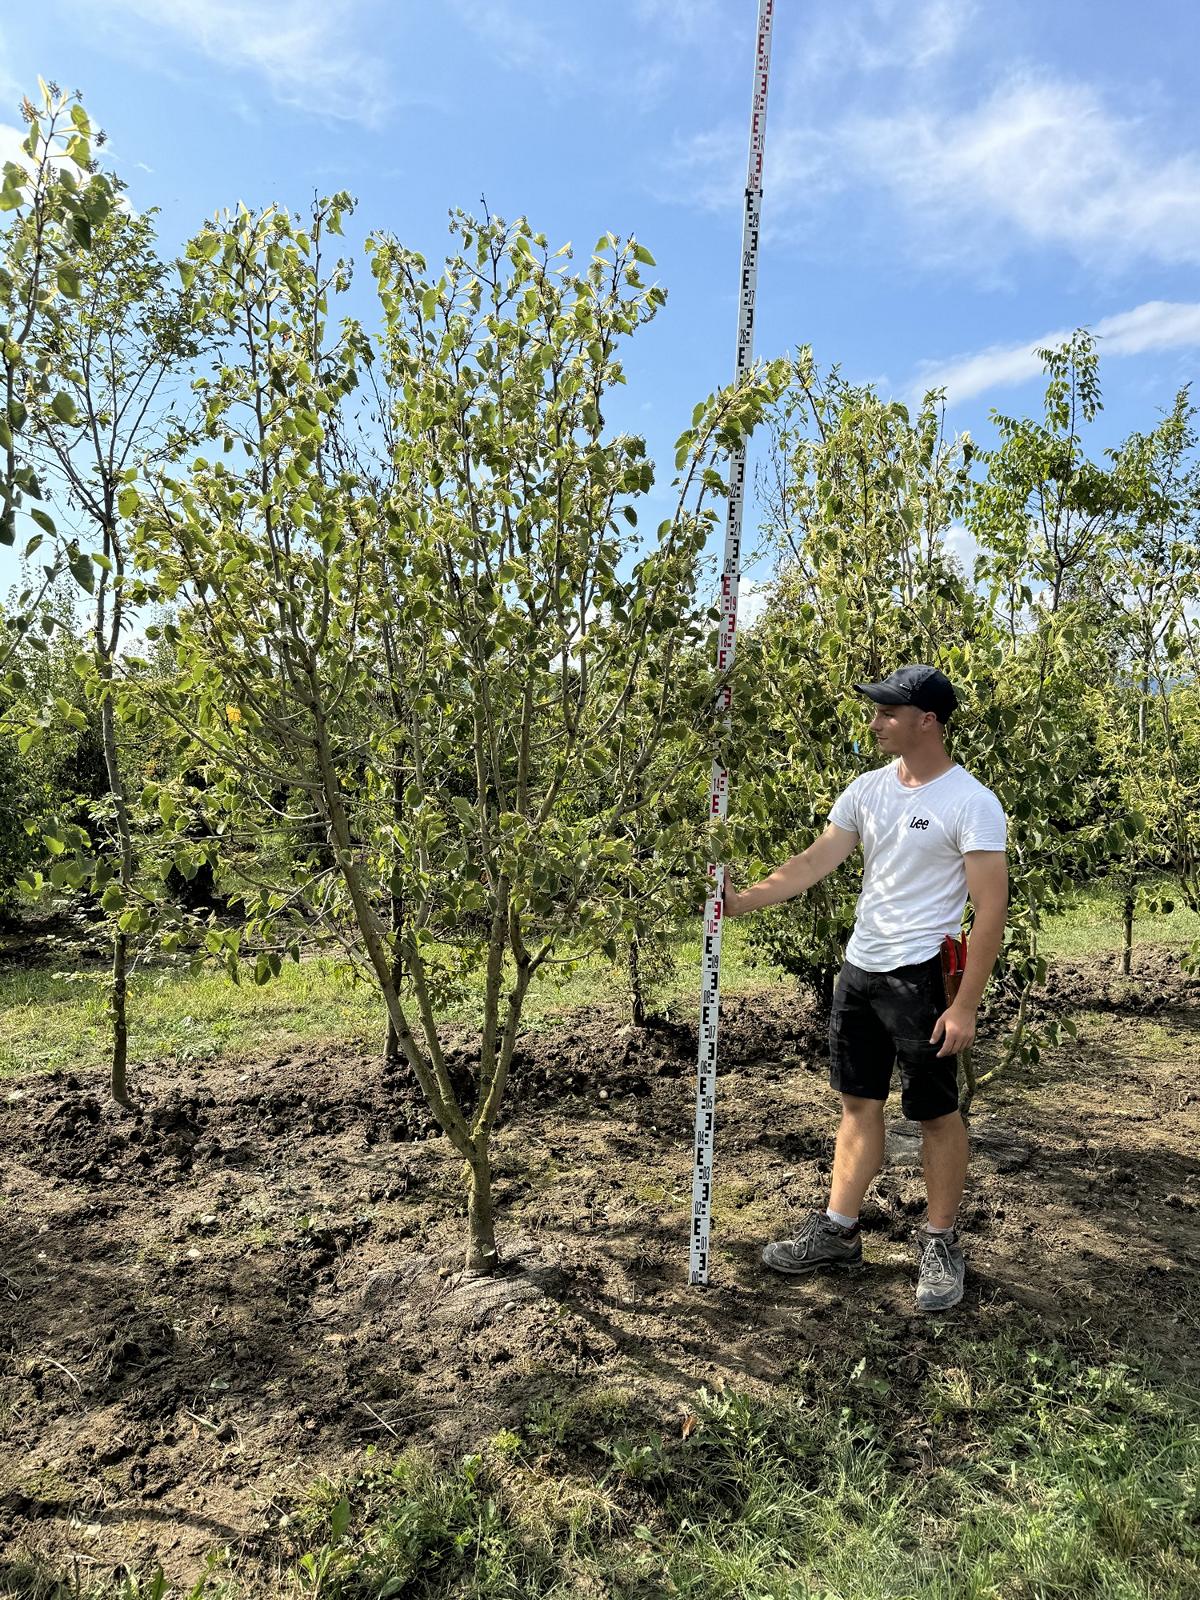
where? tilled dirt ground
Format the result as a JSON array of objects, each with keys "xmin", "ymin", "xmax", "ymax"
[{"xmin": 2, "ymin": 951, "xmax": 1199, "ymax": 1586}]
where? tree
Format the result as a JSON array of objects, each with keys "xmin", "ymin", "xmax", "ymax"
[
  {"xmin": 140, "ymin": 199, "xmax": 787, "ymax": 1273},
  {"xmin": 1097, "ymin": 390, "xmax": 1200, "ymax": 970},
  {"xmin": 738, "ymin": 356, "xmax": 976, "ymax": 1012},
  {"xmin": 0, "ymin": 80, "xmax": 113, "ymax": 676},
  {"xmin": 16, "ymin": 200, "xmax": 206, "ymax": 1105},
  {"xmin": 741, "ymin": 341, "xmax": 1131, "ymax": 1102}
]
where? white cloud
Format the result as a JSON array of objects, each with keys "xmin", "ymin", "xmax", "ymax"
[
  {"xmin": 77, "ymin": 0, "xmax": 392, "ymax": 127},
  {"xmin": 0, "ymin": 121, "xmax": 27, "ymax": 174},
  {"xmin": 662, "ymin": 50, "xmax": 1200, "ymax": 275},
  {"xmin": 659, "ymin": 119, "xmax": 836, "ymax": 214},
  {"xmin": 736, "ymin": 576, "xmax": 771, "ymax": 629},
  {"xmin": 446, "ymin": 0, "xmax": 577, "ymax": 80},
  {"xmin": 942, "ymin": 521, "xmax": 979, "ymax": 573},
  {"xmin": 796, "ymin": 0, "xmax": 976, "ymax": 82},
  {"xmin": 847, "ymin": 76, "xmax": 1200, "ymax": 270},
  {"xmin": 912, "ymin": 301, "xmax": 1200, "ymax": 407}
]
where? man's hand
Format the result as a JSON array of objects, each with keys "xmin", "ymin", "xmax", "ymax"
[
  {"xmin": 930, "ymin": 1003, "xmax": 976, "ymax": 1058},
  {"xmin": 722, "ymin": 884, "xmax": 752, "ymax": 919}
]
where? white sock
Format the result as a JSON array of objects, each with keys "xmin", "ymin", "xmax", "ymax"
[
  {"xmin": 927, "ymin": 1222, "xmax": 956, "ymax": 1235},
  {"xmin": 826, "ymin": 1206, "xmax": 858, "ymax": 1230}
]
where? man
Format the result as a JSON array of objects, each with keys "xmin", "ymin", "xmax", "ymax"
[{"xmin": 723, "ymin": 665, "xmax": 1008, "ymax": 1312}]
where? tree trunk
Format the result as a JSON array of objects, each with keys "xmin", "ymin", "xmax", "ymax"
[
  {"xmin": 959, "ymin": 1046, "xmax": 977, "ymax": 1116},
  {"xmin": 1121, "ymin": 891, "xmax": 1134, "ymax": 977},
  {"xmin": 628, "ymin": 937, "xmax": 646, "ymax": 1028},
  {"xmin": 975, "ymin": 981, "xmax": 1033, "ymax": 1097},
  {"xmin": 464, "ymin": 1139, "xmax": 498, "ymax": 1275},
  {"xmin": 110, "ymin": 924, "xmax": 131, "ymax": 1108},
  {"xmin": 96, "ymin": 592, "xmax": 135, "ymax": 1111},
  {"xmin": 384, "ymin": 862, "xmax": 404, "ymax": 1064}
]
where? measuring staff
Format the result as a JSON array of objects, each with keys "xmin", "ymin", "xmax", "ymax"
[{"xmin": 689, "ymin": 0, "xmax": 776, "ymax": 1289}]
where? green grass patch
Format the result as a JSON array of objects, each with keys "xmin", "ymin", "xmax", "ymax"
[
  {"xmin": 0, "ymin": 918, "xmax": 777, "ymax": 1082},
  {"xmin": 0, "ymin": 957, "xmax": 381, "ymax": 1079},
  {"xmin": 1042, "ymin": 876, "xmax": 1200, "ymax": 960},
  {"xmin": 2, "ymin": 876, "xmax": 1195, "ymax": 1083},
  {"xmin": 24, "ymin": 1333, "xmax": 1197, "ymax": 1599}
]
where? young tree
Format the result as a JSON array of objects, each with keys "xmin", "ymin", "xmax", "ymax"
[
  {"xmin": 1098, "ymin": 391, "xmax": 1200, "ymax": 969},
  {"xmin": 962, "ymin": 335, "xmax": 1129, "ymax": 1081},
  {"xmin": 140, "ymin": 200, "xmax": 786, "ymax": 1273},
  {"xmin": 0, "ymin": 81, "xmax": 112, "ymax": 676},
  {"xmin": 738, "ymin": 357, "xmax": 976, "ymax": 1011},
  {"xmin": 17, "ymin": 201, "xmax": 206, "ymax": 1105}
]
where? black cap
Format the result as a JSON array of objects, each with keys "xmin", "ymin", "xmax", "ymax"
[{"xmin": 853, "ymin": 664, "xmax": 959, "ymax": 722}]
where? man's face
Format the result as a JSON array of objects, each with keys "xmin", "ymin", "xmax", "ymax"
[{"xmin": 868, "ymin": 701, "xmax": 932, "ymax": 750}]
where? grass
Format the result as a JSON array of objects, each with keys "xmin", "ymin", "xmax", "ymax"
[
  {"xmin": 1040, "ymin": 876, "xmax": 1200, "ymax": 960},
  {"xmin": 2, "ymin": 876, "xmax": 1193, "ymax": 1082},
  {"xmin": 0, "ymin": 917, "xmax": 778, "ymax": 1081},
  {"xmin": 13, "ymin": 1331, "xmax": 1198, "ymax": 1599}
]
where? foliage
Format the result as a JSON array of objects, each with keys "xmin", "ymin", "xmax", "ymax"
[
  {"xmin": 736, "ymin": 355, "xmax": 976, "ymax": 1007},
  {"xmin": 736, "ymin": 337, "xmax": 1200, "ymax": 1085},
  {"xmin": 9, "ymin": 196, "xmax": 209, "ymax": 1102},
  {"xmin": 133, "ymin": 196, "xmax": 787, "ymax": 1268},
  {"xmin": 0, "ymin": 80, "xmax": 113, "ymax": 675}
]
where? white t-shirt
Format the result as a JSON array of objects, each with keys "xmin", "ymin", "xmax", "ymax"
[{"xmin": 828, "ymin": 761, "xmax": 1007, "ymax": 972}]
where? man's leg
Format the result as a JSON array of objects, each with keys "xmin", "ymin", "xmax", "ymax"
[
  {"xmin": 920, "ymin": 1109, "xmax": 968, "ymax": 1228},
  {"xmin": 761, "ymin": 961, "xmax": 887, "ymax": 1277},
  {"xmin": 829, "ymin": 1094, "xmax": 886, "ymax": 1220},
  {"xmin": 891, "ymin": 956, "xmax": 969, "ymax": 1310}
]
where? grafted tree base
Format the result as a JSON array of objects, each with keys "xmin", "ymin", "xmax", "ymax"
[{"xmin": 436, "ymin": 1238, "xmax": 564, "ymax": 1331}]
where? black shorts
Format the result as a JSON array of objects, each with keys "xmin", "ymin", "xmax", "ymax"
[{"xmin": 828, "ymin": 955, "xmax": 958, "ymax": 1121}]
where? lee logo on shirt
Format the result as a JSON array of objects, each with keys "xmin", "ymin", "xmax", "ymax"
[{"xmin": 909, "ymin": 816, "xmax": 930, "ymax": 831}]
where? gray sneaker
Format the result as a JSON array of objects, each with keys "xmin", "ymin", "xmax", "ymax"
[
  {"xmin": 762, "ymin": 1210, "xmax": 862, "ymax": 1276},
  {"xmin": 914, "ymin": 1226, "xmax": 965, "ymax": 1312}
]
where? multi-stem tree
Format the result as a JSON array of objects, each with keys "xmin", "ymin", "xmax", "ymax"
[
  {"xmin": 966, "ymin": 335, "xmax": 1136, "ymax": 1070},
  {"xmin": 739, "ymin": 355, "xmax": 977, "ymax": 1011},
  {"xmin": 141, "ymin": 198, "xmax": 786, "ymax": 1273}
]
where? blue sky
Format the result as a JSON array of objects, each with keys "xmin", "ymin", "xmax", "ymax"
[{"xmin": 3, "ymin": 0, "xmax": 1200, "ymax": 598}]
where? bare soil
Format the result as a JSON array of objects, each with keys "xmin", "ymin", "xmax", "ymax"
[{"xmin": 2, "ymin": 950, "xmax": 1199, "ymax": 1587}]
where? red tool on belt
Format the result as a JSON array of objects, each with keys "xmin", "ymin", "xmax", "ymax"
[{"xmin": 940, "ymin": 932, "xmax": 968, "ymax": 1005}]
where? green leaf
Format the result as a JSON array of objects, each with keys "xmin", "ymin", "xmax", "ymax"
[
  {"xmin": 330, "ymin": 1497, "xmax": 351, "ymax": 1542},
  {"xmin": 69, "ymin": 553, "xmax": 95, "ymax": 594},
  {"xmin": 50, "ymin": 392, "xmax": 80, "ymax": 425},
  {"xmin": 56, "ymin": 266, "xmax": 81, "ymax": 298},
  {"xmin": 117, "ymin": 486, "xmax": 140, "ymax": 519},
  {"xmin": 633, "ymin": 244, "xmax": 656, "ymax": 267}
]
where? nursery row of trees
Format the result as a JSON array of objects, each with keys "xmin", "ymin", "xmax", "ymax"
[{"xmin": 3, "ymin": 84, "xmax": 1198, "ymax": 1270}]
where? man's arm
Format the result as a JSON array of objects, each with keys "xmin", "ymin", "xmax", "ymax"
[
  {"xmin": 930, "ymin": 850, "xmax": 1009, "ymax": 1058},
  {"xmin": 723, "ymin": 823, "xmax": 859, "ymax": 918}
]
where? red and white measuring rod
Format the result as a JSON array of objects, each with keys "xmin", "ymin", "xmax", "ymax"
[{"xmin": 689, "ymin": 0, "xmax": 775, "ymax": 1287}]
